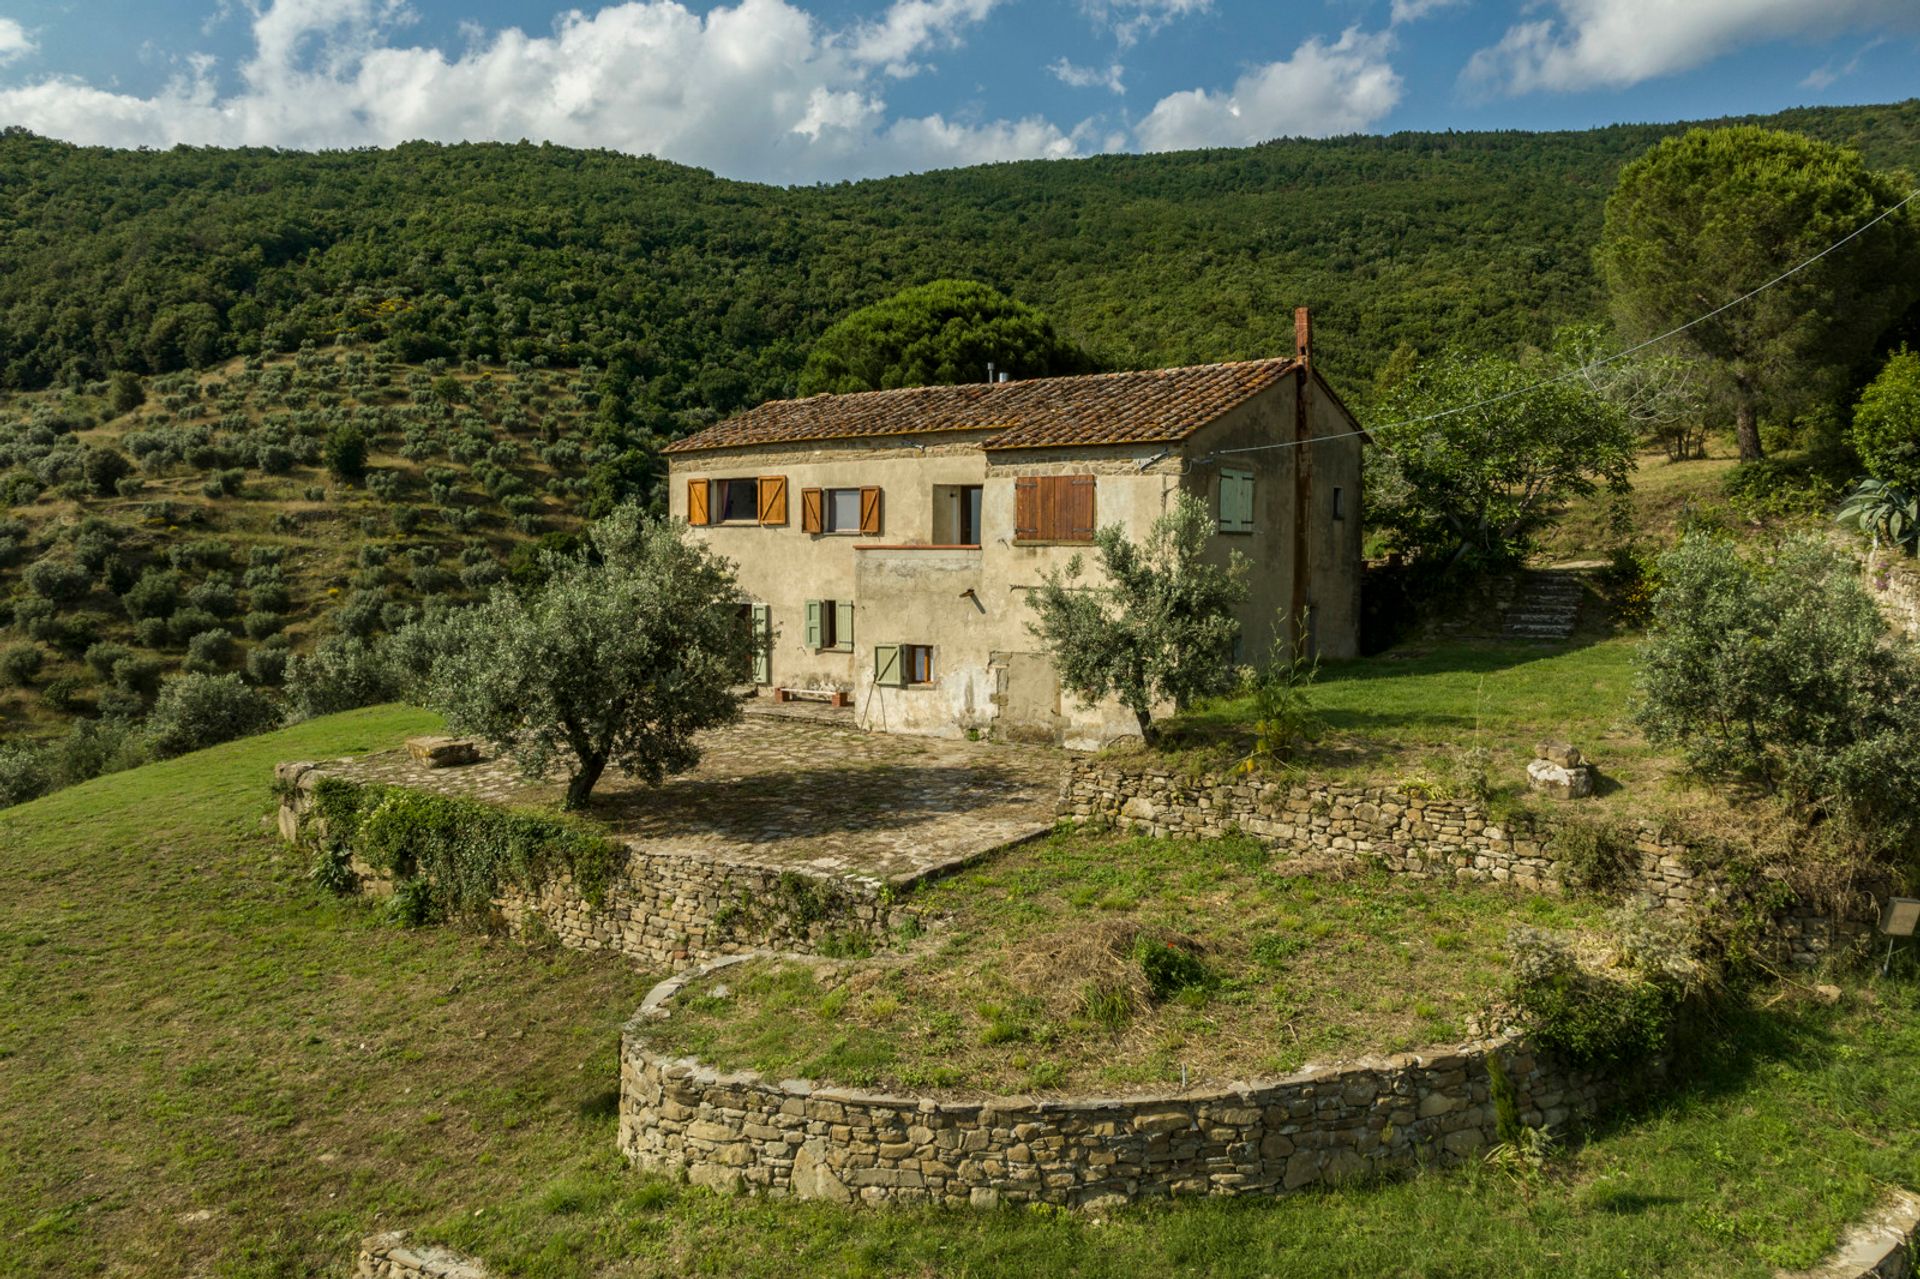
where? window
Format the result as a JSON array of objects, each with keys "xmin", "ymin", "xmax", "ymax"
[
  {"xmin": 693, "ymin": 476, "xmax": 786, "ymax": 526},
  {"xmin": 805, "ymin": 599, "xmax": 854, "ymax": 652},
  {"xmin": 873, "ymin": 642, "xmax": 935, "ymax": 687},
  {"xmin": 933, "ymin": 484, "xmax": 985, "ymax": 545},
  {"xmin": 737, "ymin": 602, "xmax": 771, "ymax": 685},
  {"xmin": 1332, "ymin": 486, "xmax": 1345, "ymax": 521},
  {"xmin": 1013, "ymin": 475, "xmax": 1095, "ymax": 543},
  {"xmin": 801, "ymin": 485, "xmax": 882, "ymax": 534},
  {"xmin": 1219, "ymin": 468, "xmax": 1255, "ymax": 533}
]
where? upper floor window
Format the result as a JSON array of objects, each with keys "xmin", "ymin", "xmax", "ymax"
[
  {"xmin": 933, "ymin": 484, "xmax": 985, "ymax": 546},
  {"xmin": 689, "ymin": 476, "xmax": 786, "ymax": 526},
  {"xmin": 1013, "ymin": 475, "xmax": 1095, "ymax": 543},
  {"xmin": 802, "ymin": 485, "xmax": 882, "ymax": 535},
  {"xmin": 1219, "ymin": 468, "xmax": 1254, "ymax": 534}
]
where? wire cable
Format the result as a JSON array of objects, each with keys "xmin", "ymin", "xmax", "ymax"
[{"xmin": 1201, "ymin": 186, "xmax": 1920, "ymax": 461}]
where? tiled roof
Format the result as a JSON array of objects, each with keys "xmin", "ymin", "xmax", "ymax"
[{"xmin": 662, "ymin": 358, "xmax": 1303, "ymax": 454}]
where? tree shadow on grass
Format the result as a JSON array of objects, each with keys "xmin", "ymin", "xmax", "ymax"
[{"xmin": 582, "ymin": 762, "xmax": 1053, "ymax": 848}]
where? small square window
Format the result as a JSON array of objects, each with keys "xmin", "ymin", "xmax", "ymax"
[{"xmin": 904, "ymin": 643, "xmax": 934, "ymax": 684}]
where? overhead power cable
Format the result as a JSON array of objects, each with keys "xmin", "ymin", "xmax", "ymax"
[{"xmin": 1202, "ymin": 186, "xmax": 1920, "ymax": 461}]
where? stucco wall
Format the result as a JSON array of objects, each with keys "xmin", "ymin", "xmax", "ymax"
[
  {"xmin": 618, "ymin": 954, "xmax": 1650, "ymax": 1209},
  {"xmin": 1060, "ymin": 759, "xmax": 1880, "ymax": 968}
]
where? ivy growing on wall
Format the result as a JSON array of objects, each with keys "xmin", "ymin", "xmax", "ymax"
[{"xmin": 308, "ymin": 777, "xmax": 619, "ymax": 922}]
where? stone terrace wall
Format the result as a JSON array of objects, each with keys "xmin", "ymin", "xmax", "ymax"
[
  {"xmin": 1060, "ymin": 760, "xmax": 1877, "ymax": 968},
  {"xmin": 276, "ymin": 762, "xmax": 908, "ymax": 970},
  {"xmin": 618, "ymin": 957, "xmax": 1649, "ymax": 1209}
]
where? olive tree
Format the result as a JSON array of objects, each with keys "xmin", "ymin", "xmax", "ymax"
[
  {"xmin": 1025, "ymin": 492, "xmax": 1247, "ymax": 745},
  {"xmin": 425, "ymin": 508, "xmax": 749, "ymax": 809}
]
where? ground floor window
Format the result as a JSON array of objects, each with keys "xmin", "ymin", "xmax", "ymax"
[
  {"xmin": 874, "ymin": 642, "xmax": 935, "ymax": 687},
  {"xmin": 806, "ymin": 599, "xmax": 854, "ymax": 652},
  {"xmin": 904, "ymin": 643, "xmax": 934, "ymax": 685}
]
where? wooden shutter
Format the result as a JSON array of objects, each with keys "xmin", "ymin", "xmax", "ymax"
[
  {"xmin": 751, "ymin": 604, "xmax": 772, "ymax": 685},
  {"xmin": 1066, "ymin": 475, "xmax": 1096, "ymax": 542},
  {"xmin": 804, "ymin": 600, "xmax": 822, "ymax": 649},
  {"xmin": 1014, "ymin": 476, "xmax": 1039, "ymax": 541},
  {"xmin": 834, "ymin": 600, "xmax": 854, "ymax": 652},
  {"xmin": 859, "ymin": 486, "xmax": 883, "ymax": 535},
  {"xmin": 757, "ymin": 475, "xmax": 788, "ymax": 525},
  {"xmin": 873, "ymin": 643, "xmax": 902, "ymax": 688},
  {"xmin": 801, "ymin": 487, "xmax": 823, "ymax": 533},
  {"xmin": 1220, "ymin": 469, "xmax": 1253, "ymax": 532},
  {"xmin": 687, "ymin": 478, "xmax": 710, "ymax": 526}
]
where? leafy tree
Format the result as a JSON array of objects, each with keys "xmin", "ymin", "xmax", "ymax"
[
  {"xmin": 107, "ymin": 370, "xmax": 144, "ymax": 415},
  {"xmin": 424, "ymin": 509, "xmax": 749, "ymax": 809},
  {"xmin": 323, "ymin": 424, "xmax": 369, "ymax": 484},
  {"xmin": 797, "ymin": 280, "xmax": 1093, "ymax": 396},
  {"xmin": 1556, "ymin": 323, "xmax": 1707, "ymax": 463},
  {"xmin": 1852, "ymin": 347, "xmax": 1920, "ymax": 490},
  {"xmin": 145, "ymin": 672, "xmax": 278, "ymax": 758},
  {"xmin": 1025, "ymin": 492, "xmax": 1247, "ymax": 745},
  {"xmin": 1597, "ymin": 126, "xmax": 1920, "ymax": 461},
  {"xmin": 1369, "ymin": 353, "xmax": 1635, "ymax": 569},
  {"xmin": 81, "ymin": 445, "xmax": 132, "ymax": 496}
]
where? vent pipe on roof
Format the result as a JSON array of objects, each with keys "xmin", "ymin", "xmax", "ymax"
[
  {"xmin": 986, "ymin": 361, "xmax": 995, "ymax": 383},
  {"xmin": 997, "ymin": 372, "xmax": 1010, "ymax": 383}
]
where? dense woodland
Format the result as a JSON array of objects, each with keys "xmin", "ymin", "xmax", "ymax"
[{"xmin": 4, "ymin": 100, "xmax": 1918, "ymax": 436}]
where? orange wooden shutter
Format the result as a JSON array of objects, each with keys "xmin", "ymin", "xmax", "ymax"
[
  {"xmin": 757, "ymin": 475, "xmax": 787, "ymax": 525},
  {"xmin": 1014, "ymin": 476, "xmax": 1038, "ymax": 540},
  {"xmin": 800, "ymin": 487, "xmax": 823, "ymax": 533},
  {"xmin": 859, "ymin": 486, "xmax": 883, "ymax": 535},
  {"xmin": 687, "ymin": 479, "xmax": 709, "ymax": 526},
  {"xmin": 1067, "ymin": 475, "xmax": 1096, "ymax": 541}
]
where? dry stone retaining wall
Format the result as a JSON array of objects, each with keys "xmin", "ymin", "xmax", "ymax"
[
  {"xmin": 1060, "ymin": 760, "xmax": 1877, "ymax": 968},
  {"xmin": 617, "ymin": 955, "xmax": 1650, "ymax": 1209},
  {"xmin": 276, "ymin": 761, "xmax": 908, "ymax": 970}
]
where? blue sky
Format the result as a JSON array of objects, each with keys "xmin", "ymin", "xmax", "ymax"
[{"xmin": 0, "ymin": 1, "xmax": 1914, "ymax": 184}]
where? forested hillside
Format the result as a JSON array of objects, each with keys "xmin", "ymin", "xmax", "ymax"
[{"xmin": 3, "ymin": 99, "xmax": 1917, "ymax": 436}]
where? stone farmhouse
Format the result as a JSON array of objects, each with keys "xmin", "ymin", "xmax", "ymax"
[{"xmin": 664, "ymin": 313, "xmax": 1365, "ymax": 748}]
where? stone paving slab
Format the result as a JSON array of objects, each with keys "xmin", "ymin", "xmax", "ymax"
[{"xmin": 316, "ymin": 720, "xmax": 1066, "ymax": 883}]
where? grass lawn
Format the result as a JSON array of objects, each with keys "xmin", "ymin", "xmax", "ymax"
[
  {"xmin": 651, "ymin": 828, "xmax": 1610, "ymax": 1094},
  {"xmin": 4, "ymin": 708, "xmax": 1918, "ymax": 1277},
  {"xmin": 1167, "ymin": 635, "xmax": 1674, "ymax": 805}
]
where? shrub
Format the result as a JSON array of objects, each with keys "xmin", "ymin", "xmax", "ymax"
[
  {"xmin": 242, "ymin": 610, "xmax": 285, "ymax": 640},
  {"xmin": 109, "ymin": 371, "xmax": 145, "ymax": 415},
  {"xmin": 1, "ymin": 643, "xmax": 46, "ymax": 687},
  {"xmin": 146, "ymin": 673, "xmax": 278, "ymax": 758},
  {"xmin": 187, "ymin": 576, "xmax": 239, "ymax": 617},
  {"xmin": 168, "ymin": 607, "xmax": 223, "ymax": 645},
  {"xmin": 184, "ymin": 628, "xmax": 237, "ymax": 674},
  {"xmin": 1135, "ymin": 936, "xmax": 1214, "ymax": 1001},
  {"xmin": 133, "ymin": 617, "xmax": 170, "ymax": 648},
  {"xmin": 1507, "ymin": 927, "xmax": 1677, "ymax": 1066},
  {"xmin": 1853, "ymin": 348, "xmax": 1920, "ymax": 492},
  {"xmin": 246, "ymin": 643, "xmax": 290, "ymax": 686},
  {"xmin": 81, "ymin": 446, "xmax": 133, "ymax": 497},
  {"xmin": 323, "ymin": 425, "xmax": 368, "ymax": 483},
  {"xmin": 24, "ymin": 556, "xmax": 92, "ymax": 603},
  {"xmin": 0, "ymin": 743, "xmax": 53, "ymax": 809},
  {"xmin": 84, "ymin": 641, "xmax": 134, "ymax": 679},
  {"xmin": 40, "ymin": 676, "xmax": 87, "ymax": 713},
  {"xmin": 248, "ymin": 581, "xmax": 291, "ymax": 614},
  {"xmin": 50, "ymin": 715, "xmax": 150, "ymax": 787},
  {"xmin": 282, "ymin": 634, "xmax": 404, "ymax": 720}
]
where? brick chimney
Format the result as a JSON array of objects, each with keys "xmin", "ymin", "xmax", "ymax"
[{"xmin": 1294, "ymin": 306, "xmax": 1313, "ymax": 364}]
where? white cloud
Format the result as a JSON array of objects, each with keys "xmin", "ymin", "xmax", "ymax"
[
  {"xmin": 1136, "ymin": 27, "xmax": 1402, "ymax": 151},
  {"xmin": 0, "ymin": 0, "xmax": 1057, "ymax": 183},
  {"xmin": 1464, "ymin": 0, "xmax": 1920, "ymax": 95},
  {"xmin": 1388, "ymin": 0, "xmax": 1464, "ymax": 26},
  {"xmin": 1050, "ymin": 57, "xmax": 1126, "ymax": 94},
  {"xmin": 0, "ymin": 18, "xmax": 35, "ymax": 64},
  {"xmin": 1082, "ymin": 0, "xmax": 1213, "ymax": 49},
  {"xmin": 1801, "ymin": 36, "xmax": 1886, "ymax": 90}
]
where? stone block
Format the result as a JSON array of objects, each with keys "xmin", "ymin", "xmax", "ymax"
[
  {"xmin": 404, "ymin": 736, "xmax": 482, "ymax": 768},
  {"xmin": 1526, "ymin": 759, "xmax": 1593, "ymax": 800},
  {"xmin": 1534, "ymin": 741, "xmax": 1582, "ymax": 768}
]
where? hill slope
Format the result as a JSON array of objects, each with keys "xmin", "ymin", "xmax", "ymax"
[{"xmin": 3, "ymin": 100, "xmax": 1918, "ymax": 425}]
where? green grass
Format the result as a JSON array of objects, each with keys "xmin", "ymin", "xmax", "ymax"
[
  {"xmin": 1169, "ymin": 636, "xmax": 1664, "ymax": 802},
  {"xmin": 5, "ymin": 707, "xmax": 1920, "ymax": 1277},
  {"xmin": 651, "ymin": 829, "xmax": 1611, "ymax": 1093}
]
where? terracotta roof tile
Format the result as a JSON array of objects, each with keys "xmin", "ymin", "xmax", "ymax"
[{"xmin": 663, "ymin": 358, "xmax": 1302, "ymax": 455}]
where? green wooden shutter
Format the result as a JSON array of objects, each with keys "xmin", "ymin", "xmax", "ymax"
[
  {"xmin": 835, "ymin": 600, "xmax": 854, "ymax": 652},
  {"xmin": 804, "ymin": 600, "xmax": 822, "ymax": 649},
  {"xmin": 751, "ymin": 603, "xmax": 772, "ymax": 685},
  {"xmin": 873, "ymin": 643, "xmax": 901, "ymax": 688}
]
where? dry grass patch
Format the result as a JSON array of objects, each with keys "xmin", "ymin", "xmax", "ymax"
[{"xmin": 650, "ymin": 827, "xmax": 1612, "ymax": 1095}]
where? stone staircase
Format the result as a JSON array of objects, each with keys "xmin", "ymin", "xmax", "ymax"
[{"xmin": 1502, "ymin": 567, "xmax": 1586, "ymax": 640}]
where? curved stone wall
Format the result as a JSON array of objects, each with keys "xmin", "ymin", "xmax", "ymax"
[{"xmin": 617, "ymin": 955, "xmax": 1652, "ymax": 1209}]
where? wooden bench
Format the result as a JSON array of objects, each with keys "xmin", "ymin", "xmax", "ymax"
[{"xmin": 774, "ymin": 687, "xmax": 851, "ymax": 708}]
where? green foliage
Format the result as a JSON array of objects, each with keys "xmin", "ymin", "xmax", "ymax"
[
  {"xmin": 1236, "ymin": 612, "xmax": 1322, "ymax": 773},
  {"xmin": 1, "ymin": 642, "xmax": 46, "ymax": 687},
  {"xmin": 1598, "ymin": 126, "xmax": 1920, "ymax": 459},
  {"xmin": 1852, "ymin": 347, "xmax": 1920, "ymax": 491},
  {"xmin": 107, "ymin": 370, "xmax": 144, "ymax": 415},
  {"xmin": 23, "ymin": 556, "xmax": 92, "ymax": 603},
  {"xmin": 1636, "ymin": 533, "xmax": 1920, "ymax": 863},
  {"xmin": 145, "ymin": 672, "xmax": 278, "ymax": 758},
  {"xmin": 1134, "ymin": 936, "xmax": 1215, "ymax": 1001},
  {"xmin": 1835, "ymin": 477, "xmax": 1920, "ymax": 555},
  {"xmin": 1369, "ymin": 352, "xmax": 1635, "ymax": 570},
  {"xmin": 323, "ymin": 424, "xmax": 368, "ymax": 484},
  {"xmin": 1507, "ymin": 927, "xmax": 1677, "ymax": 1066},
  {"xmin": 1026, "ymin": 492, "xmax": 1247, "ymax": 744},
  {"xmin": 424, "ymin": 509, "xmax": 749, "ymax": 808},
  {"xmin": 797, "ymin": 280, "xmax": 1093, "ymax": 395},
  {"xmin": 1551, "ymin": 816, "xmax": 1639, "ymax": 896},
  {"xmin": 309, "ymin": 778, "xmax": 618, "ymax": 916}
]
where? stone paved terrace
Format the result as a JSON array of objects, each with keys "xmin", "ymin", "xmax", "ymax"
[{"xmin": 317, "ymin": 714, "xmax": 1067, "ymax": 884}]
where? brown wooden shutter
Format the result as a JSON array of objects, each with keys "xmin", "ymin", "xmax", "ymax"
[
  {"xmin": 800, "ymin": 487, "xmax": 823, "ymax": 533},
  {"xmin": 1066, "ymin": 475, "xmax": 1096, "ymax": 542},
  {"xmin": 1014, "ymin": 476, "xmax": 1038, "ymax": 540},
  {"xmin": 859, "ymin": 486, "xmax": 883, "ymax": 535},
  {"xmin": 757, "ymin": 475, "xmax": 787, "ymax": 525},
  {"xmin": 687, "ymin": 479, "xmax": 710, "ymax": 526}
]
